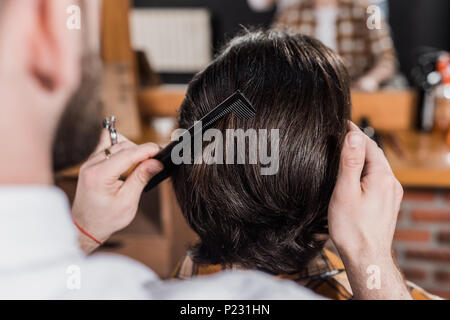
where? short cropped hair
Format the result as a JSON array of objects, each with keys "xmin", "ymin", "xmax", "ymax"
[{"xmin": 172, "ymin": 30, "xmax": 351, "ymax": 274}]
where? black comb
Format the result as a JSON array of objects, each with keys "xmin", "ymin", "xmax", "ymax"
[{"xmin": 144, "ymin": 90, "xmax": 256, "ymax": 192}]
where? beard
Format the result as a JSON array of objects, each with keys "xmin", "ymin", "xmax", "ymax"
[{"xmin": 52, "ymin": 54, "xmax": 104, "ymax": 172}]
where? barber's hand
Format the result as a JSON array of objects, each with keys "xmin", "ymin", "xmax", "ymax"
[
  {"xmin": 72, "ymin": 130, "xmax": 163, "ymax": 251},
  {"xmin": 328, "ymin": 122, "xmax": 410, "ymax": 299},
  {"xmin": 328, "ymin": 121, "xmax": 402, "ymax": 258}
]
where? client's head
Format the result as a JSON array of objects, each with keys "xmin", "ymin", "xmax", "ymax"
[{"xmin": 172, "ymin": 30, "xmax": 351, "ymax": 274}]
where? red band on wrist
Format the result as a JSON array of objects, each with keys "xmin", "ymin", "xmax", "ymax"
[{"xmin": 73, "ymin": 219, "xmax": 103, "ymax": 246}]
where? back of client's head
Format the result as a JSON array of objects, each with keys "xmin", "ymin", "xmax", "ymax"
[{"xmin": 172, "ymin": 30, "xmax": 351, "ymax": 274}]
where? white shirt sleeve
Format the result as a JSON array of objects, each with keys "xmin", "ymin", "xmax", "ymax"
[
  {"xmin": 147, "ymin": 270, "xmax": 325, "ymax": 300},
  {"xmin": 0, "ymin": 186, "xmax": 323, "ymax": 300}
]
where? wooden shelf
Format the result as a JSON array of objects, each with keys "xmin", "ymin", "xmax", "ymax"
[
  {"xmin": 383, "ymin": 131, "xmax": 450, "ymax": 188},
  {"xmin": 139, "ymin": 85, "xmax": 187, "ymax": 118},
  {"xmin": 138, "ymin": 87, "xmax": 419, "ymax": 130},
  {"xmin": 351, "ymin": 90, "xmax": 418, "ymax": 131}
]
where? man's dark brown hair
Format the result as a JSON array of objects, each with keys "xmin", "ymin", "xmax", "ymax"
[{"xmin": 172, "ymin": 30, "xmax": 351, "ymax": 274}]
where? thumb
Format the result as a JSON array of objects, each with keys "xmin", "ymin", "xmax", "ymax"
[
  {"xmin": 122, "ymin": 159, "xmax": 164, "ymax": 196},
  {"xmin": 334, "ymin": 130, "xmax": 366, "ymax": 198}
]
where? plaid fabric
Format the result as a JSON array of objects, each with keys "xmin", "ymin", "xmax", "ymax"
[
  {"xmin": 273, "ymin": 0, "xmax": 397, "ymax": 80},
  {"xmin": 172, "ymin": 248, "xmax": 440, "ymax": 300}
]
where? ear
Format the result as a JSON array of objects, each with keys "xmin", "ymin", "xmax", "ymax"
[{"xmin": 28, "ymin": 0, "xmax": 82, "ymax": 94}]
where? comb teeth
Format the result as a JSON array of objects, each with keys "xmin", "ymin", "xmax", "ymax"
[
  {"xmin": 232, "ymin": 99, "xmax": 256, "ymax": 119},
  {"xmin": 203, "ymin": 98, "xmax": 255, "ymax": 127}
]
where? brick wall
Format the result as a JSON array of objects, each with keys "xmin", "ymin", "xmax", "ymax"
[{"xmin": 394, "ymin": 189, "xmax": 450, "ymax": 299}]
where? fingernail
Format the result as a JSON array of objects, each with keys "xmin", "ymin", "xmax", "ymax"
[{"xmin": 347, "ymin": 132, "xmax": 363, "ymax": 149}]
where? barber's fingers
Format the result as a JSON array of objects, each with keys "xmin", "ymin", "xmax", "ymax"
[
  {"xmin": 335, "ymin": 124, "xmax": 366, "ymax": 197},
  {"xmin": 95, "ymin": 129, "xmax": 112, "ymax": 153},
  {"xmin": 348, "ymin": 121, "xmax": 392, "ymax": 176},
  {"xmin": 87, "ymin": 139, "xmax": 136, "ymax": 166},
  {"xmin": 120, "ymin": 159, "xmax": 164, "ymax": 197},
  {"xmin": 96, "ymin": 142, "xmax": 161, "ymax": 184},
  {"xmin": 362, "ymin": 138, "xmax": 393, "ymax": 177},
  {"xmin": 84, "ymin": 131, "xmax": 135, "ymax": 167},
  {"xmin": 336, "ymin": 121, "xmax": 395, "ymax": 200},
  {"xmin": 93, "ymin": 130, "xmax": 129, "ymax": 155}
]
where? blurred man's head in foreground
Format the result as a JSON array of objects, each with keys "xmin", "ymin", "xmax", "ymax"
[
  {"xmin": 173, "ymin": 30, "xmax": 351, "ymax": 274},
  {"xmin": 0, "ymin": 0, "xmax": 103, "ymax": 174}
]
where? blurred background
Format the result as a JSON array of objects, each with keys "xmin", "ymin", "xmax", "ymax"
[
  {"xmin": 56, "ymin": 0, "xmax": 450, "ymax": 298},
  {"xmin": 132, "ymin": 0, "xmax": 450, "ymax": 85}
]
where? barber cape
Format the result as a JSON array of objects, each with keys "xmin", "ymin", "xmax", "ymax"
[{"xmin": 173, "ymin": 247, "xmax": 440, "ymax": 300}]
